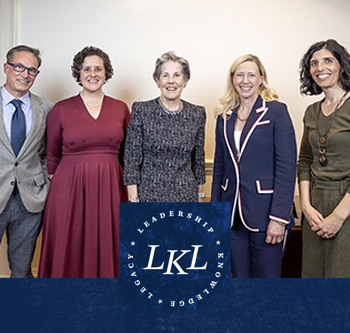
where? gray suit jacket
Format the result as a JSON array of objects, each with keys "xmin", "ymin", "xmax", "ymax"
[{"xmin": 0, "ymin": 92, "xmax": 53, "ymax": 214}]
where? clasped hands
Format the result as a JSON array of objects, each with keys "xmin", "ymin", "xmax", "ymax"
[{"xmin": 303, "ymin": 205, "xmax": 344, "ymax": 239}]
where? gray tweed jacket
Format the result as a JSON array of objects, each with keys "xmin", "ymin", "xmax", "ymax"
[{"xmin": 0, "ymin": 91, "xmax": 53, "ymax": 213}]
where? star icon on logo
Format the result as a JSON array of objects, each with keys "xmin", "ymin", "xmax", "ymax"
[
  {"xmin": 216, "ymin": 240, "xmax": 221, "ymax": 245},
  {"xmin": 131, "ymin": 241, "xmax": 136, "ymax": 246}
]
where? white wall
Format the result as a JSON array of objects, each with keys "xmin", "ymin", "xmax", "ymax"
[
  {"xmin": 1, "ymin": 0, "xmax": 350, "ymax": 275},
  {"xmin": 0, "ymin": 0, "xmax": 16, "ymax": 277},
  {"xmin": 11, "ymin": 0, "xmax": 350, "ymax": 154}
]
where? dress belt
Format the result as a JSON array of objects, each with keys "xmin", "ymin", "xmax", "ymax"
[{"xmin": 312, "ymin": 178, "xmax": 350, "ymax": 195}]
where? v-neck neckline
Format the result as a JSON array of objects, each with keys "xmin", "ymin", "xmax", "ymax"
[{"xmin": 80, "ymin": 94, "xmax": 104, "ymax": 121}]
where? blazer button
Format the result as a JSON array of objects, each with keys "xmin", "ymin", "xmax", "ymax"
[
  {"xmin": 15, "ymin": 162, "xmax": 19, "ymax": 167},
  {"xmin": 10, "ymin": 181, "xmax": 15, "ymax": 186}
]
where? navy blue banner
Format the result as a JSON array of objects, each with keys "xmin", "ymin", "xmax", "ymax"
[
  {"xmin": 1, "ymin": 203, "xmax": 350, "ymax": 332},
  {"xmin": 1, "ymin": 279, "xmax": 350, "ymax": 332}
]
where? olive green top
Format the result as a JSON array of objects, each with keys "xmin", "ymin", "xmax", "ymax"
[{"xmin": 298, "ymin": 98, "xmax": 350, "ymax": 194}]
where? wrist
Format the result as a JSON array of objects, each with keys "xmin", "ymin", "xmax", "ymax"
[
  {"xmin": 300, "ymin": 200, "xmax": 312, "ymax": 211},
  {"xmin": 271, "ymin": 219, "xmax": 286, "ymax": 227},
  {"xmin": 333, "ymin": 210, "xmax": 347, "ymax": 224},
  {"xmin": 198, "ymin": 192, "xmax": 205, "ymax": 199}
]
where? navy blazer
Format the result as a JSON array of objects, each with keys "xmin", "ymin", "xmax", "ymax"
[{"xmin": 211, "ymin": 96, "xmax": 297, "ymax": 231}]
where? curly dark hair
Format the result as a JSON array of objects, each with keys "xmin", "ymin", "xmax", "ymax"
[
  {"xmin": 71, "ymin": 46, "xmax": 114, "ymax": 86},
  {"xmin": 300, "ymin": 39, "xmax": 350, "ymax": 95}
]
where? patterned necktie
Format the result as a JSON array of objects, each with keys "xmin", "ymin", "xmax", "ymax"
[{"xmin": 10, "ymin": 99, "xmax": 26, "ymax": 156}]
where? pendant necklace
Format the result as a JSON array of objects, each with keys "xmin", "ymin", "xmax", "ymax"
[
  {"xmin": 235, "ymin": 109, "xmax": 250, "ymax": 122},
  {"xmin": 316, "ymin": 91, "xmax": 348, "ymax": 167}
]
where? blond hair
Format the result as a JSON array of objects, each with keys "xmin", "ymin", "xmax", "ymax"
[{"xmin": 215, "ymin": 54, "xmax": 278, "ymax": 118}]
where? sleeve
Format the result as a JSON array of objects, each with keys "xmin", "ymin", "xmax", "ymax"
[
  {"xmin": 211, "ymin": 116, "xmax": 225, "ymax": 202},
  {"xmin": 123, "ymin": 102, "xmax": 144, "ymax": 185},
  {"xmin": 297, "ymin": 111, "xmax": 313, "ymax": 183},
  {"xmin": 46, "ymin": 103, "xmax": 63, "ymax": 175},
  {"xmin": 268, "ymin": 103, "xmax": 297, "ymax": 224},
  {"xmin": 38, "ymin": 100, "xmax": 54, "ymax": 179},
  {"xmin": 191, "ymin": 106, "xmax": 206, "ymax": 184},
  {"xmin": 118, "ymin": 103, "xmax": 131, "ymax": 168}
]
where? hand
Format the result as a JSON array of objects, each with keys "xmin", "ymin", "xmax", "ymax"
[
  {"xmin": 265, "ymin": 220, "xmax": 286, "ymax": 244},
  {"xmin": 301, "ymin": 203, "xmax": 324, "ymax": 228},
  {"xmin": 312, "ymin": 212, "xmax": 344, "ymax": 239},
  {"xmin": 127, "ymin": 184, "xmax": 139, "ymax": 202},
  {"xmin": 198, "ymin": 184, "xmax": 204, "ymax": 202}
]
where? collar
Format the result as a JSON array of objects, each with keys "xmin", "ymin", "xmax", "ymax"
[{"xmin": 1, "ymin": 85, "xmax": 30, "ymax": 107}]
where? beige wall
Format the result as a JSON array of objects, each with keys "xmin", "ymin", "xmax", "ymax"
[
  {"xmin": 0, "ymin": 0, "xmax": 16, "ymax": 277},
  {"xmin": 1, "ymin": 0, "xmax": 350, "ymax": 276}
]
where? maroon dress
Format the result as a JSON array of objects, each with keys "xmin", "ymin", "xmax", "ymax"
[{"xmin": 38, "ymin": 95, "xmax": 130, "ymax": 278}]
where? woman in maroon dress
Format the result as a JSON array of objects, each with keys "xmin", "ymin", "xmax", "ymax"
[{"xmin": 38, "ymin": 46, "xmax": 130, "ymax": 278}]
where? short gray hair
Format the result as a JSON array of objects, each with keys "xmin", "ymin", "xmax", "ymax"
[
  {"xmin": 153, "ymin": 51, "xmax": 191, "ymax": 82},
  {"xmin": 6, "ymin": 45, "xmax": 42, "ymax": 68}
]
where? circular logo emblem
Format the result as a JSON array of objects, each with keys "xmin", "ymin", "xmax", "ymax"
[{"xmin": 120, "ymin": 203, "xmax": 230, "ymax": 309}]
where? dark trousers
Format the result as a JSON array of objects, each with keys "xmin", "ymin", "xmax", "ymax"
[
  {"xmin": 231, "ymin": 214, "xmax": 286, "ymax": 278},
  {"xmin": 0, "ymin": 191, "xmax": 42, "ymax": 278}
]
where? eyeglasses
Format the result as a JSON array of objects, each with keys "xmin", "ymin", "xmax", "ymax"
[{"xmin": 7, "ymin": 62, "xmax": 40, "ymax": 77}]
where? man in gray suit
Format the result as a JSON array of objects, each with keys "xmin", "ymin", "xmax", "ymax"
[{"xmin": 0, "ymin": 45, "xmax": 53, "ymax": 278}]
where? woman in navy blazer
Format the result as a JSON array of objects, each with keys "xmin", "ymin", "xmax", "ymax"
[{"xmin": 211, "ymin": 54, "xmax": 297, "ymax": 278}]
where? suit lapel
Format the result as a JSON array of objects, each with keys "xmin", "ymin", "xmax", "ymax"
[
  {"xmin": 239, "ymin": 96, "xmax": 268, "ymax": 161},
  {"xmin": 17, "ymin": 93, "xmax": 44, "ymax": 158},
  {"xmin": 224, "ymin": 110, "xmax": 239, "ymax": 158},
  {"xmin": 223, "ymin": 110, "xmax": 240, "ymax": 181},
  {"xmin": 0, "ymin": 99, "xmax": 15, "ymax": 154},
  {"xmin": 223, "ymin": 96, "xmax": 269, "ymax": 166}
]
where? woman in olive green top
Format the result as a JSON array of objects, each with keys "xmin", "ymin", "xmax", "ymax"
[{"xmin": 298, "ymin": 39, "xmax": 350, "ymax": 278}]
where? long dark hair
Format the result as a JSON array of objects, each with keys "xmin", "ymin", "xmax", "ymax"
[{"xmin": 299, "ymin": 39, "xmax": 350, "ymax": 95}]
